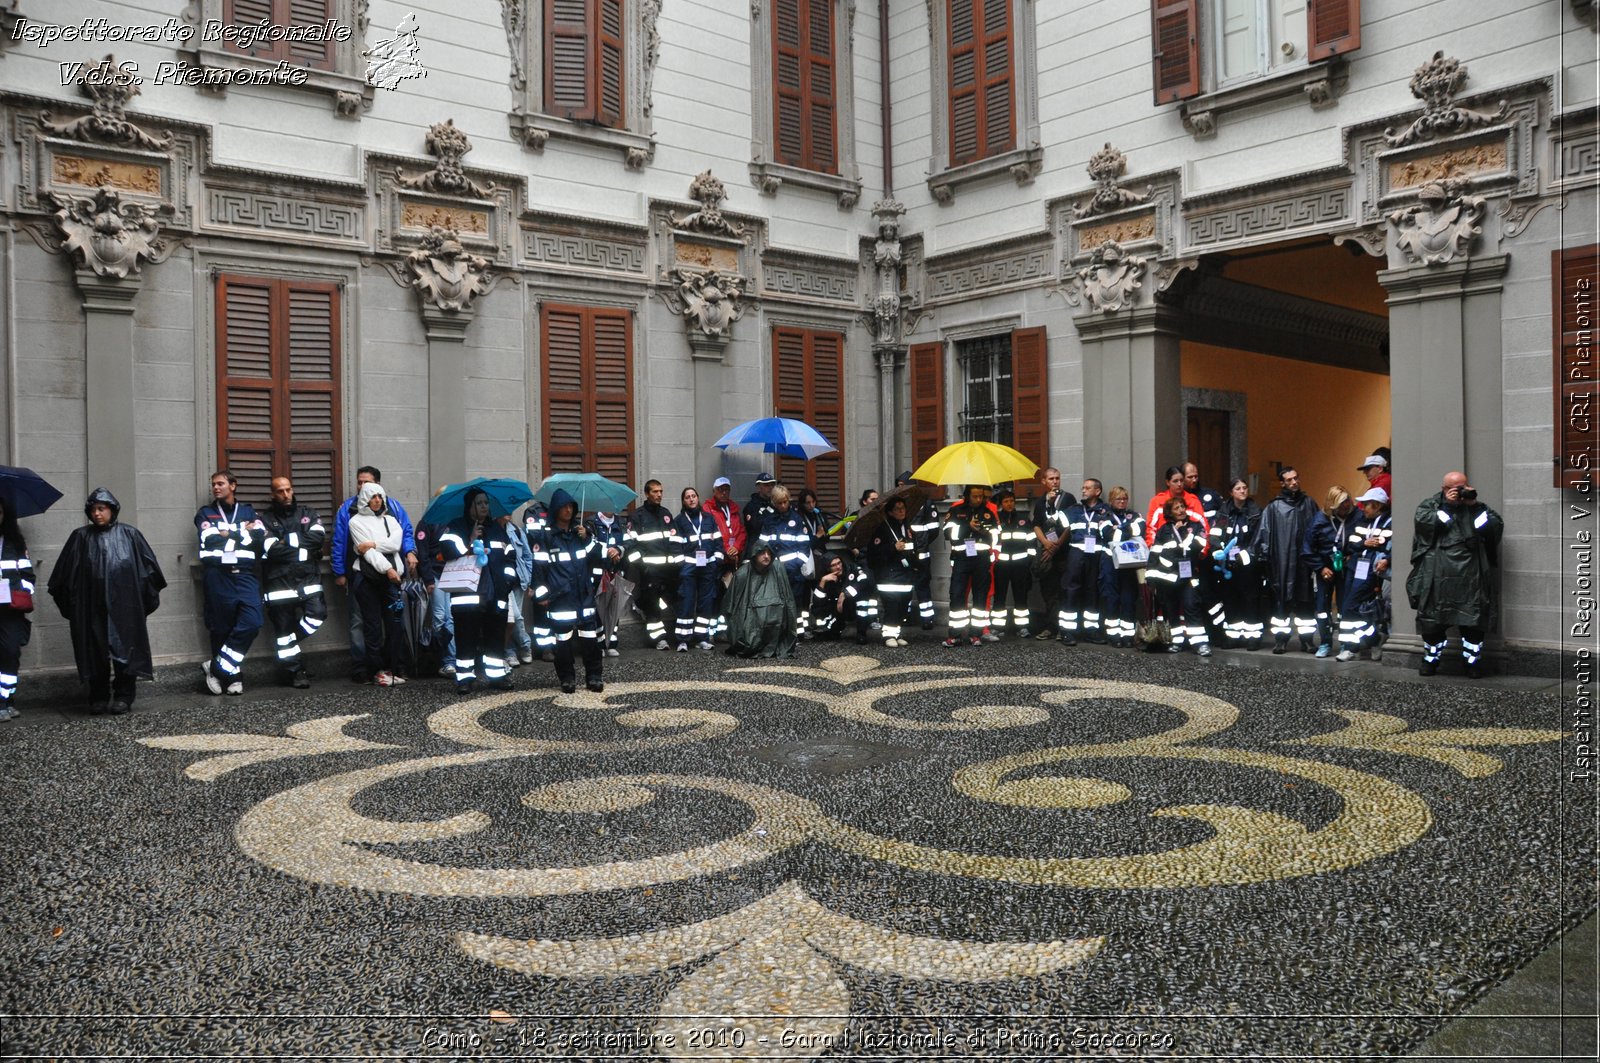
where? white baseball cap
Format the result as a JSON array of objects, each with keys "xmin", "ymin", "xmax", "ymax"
[
  {"xmin": 1357, "ymin": 455, "xmax": 1388, "ymax": 470},
  {"xmin": 1354, "ymin": 487, "xmax": 1390, "ymax": 504},
  {"xmin": 712, "ymin": 476, "xmax": 731, "ymax": 488}
]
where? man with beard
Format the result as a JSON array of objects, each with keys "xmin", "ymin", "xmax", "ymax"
[
  {"xmin": 48, "ymin": 488, "xmax": 166, "ymax": 714},
  {"xmin": 626, "ymin": 478, "xmax": 678, "ymax": 649},
  {"xmin": 1250, "ymin": 466, "xmax": 1321, "ymax": 654},
  {"xmin": 259, "ymin": 476, "xmax": 328, "ymax": 688}
]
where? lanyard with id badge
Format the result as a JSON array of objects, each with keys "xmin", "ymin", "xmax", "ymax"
[
  {"xmin": 215, "ymin": 503, "xmax": 240, "ymax": 564},
  {"xmin": 690, "ymin": 514, "xmax": 709, "ymax": 567}
]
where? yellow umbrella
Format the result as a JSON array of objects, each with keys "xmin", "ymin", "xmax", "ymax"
[{"xmin": 910, "ymin": 440, "xmax": 1039, "ymax": 487}]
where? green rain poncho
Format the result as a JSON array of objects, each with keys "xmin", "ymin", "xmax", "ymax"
[
  {"xmin": 722, "ymin": 547, "xmax": 798, "ymax": 658},
  {"xmin": 1407, "ymin": 492, "xmax": 1504, "ymax": 629}
]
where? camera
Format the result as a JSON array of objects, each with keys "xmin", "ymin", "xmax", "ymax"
[{"xmin": 1461, "ymin": 488, "xmax": 1477, "ymax": 502}]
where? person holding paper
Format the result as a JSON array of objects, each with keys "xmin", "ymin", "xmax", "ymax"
[
  {"xmin": 942, "ymin": 484, "xmax": 999, "ymax": 648},
  {"xmin": 1096, "ymin": 486, "xmax": 1145, "ymax": 648},
  {"xmin": 1148, "ymin": 495, "xmax": 1211, "ymax": 656},
  {"xmin": 1335, "ymin": 487, "xmax": 1394, "ymax": 662},
  {"xmin": 673, "ymin": 487, "xmax": 725, "ymax": 651}
]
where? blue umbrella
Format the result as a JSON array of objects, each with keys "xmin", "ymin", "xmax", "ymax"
[
  {"xmin": 713, "ymin": 417, "xmax": 838, "ymax": 459},
  {"xmin": 421, "ymin": 477, "xmax": 534, "ymax": 526},
  {"xmin": 0, "ymin": 465, "xmax": 63, "ymax": 519},
  {"xmin": 534, "ymin": 472, "xmax": 637, "ymax": 514}
]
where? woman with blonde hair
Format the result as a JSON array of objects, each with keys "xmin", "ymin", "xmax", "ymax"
[
  {"xmin": 1097, "ymin": 486, "xmax": 1144, "ymax": 647},
  {"xmin": 1301, "ymin": 484, "xmax": 1358, "ymax": 658}
]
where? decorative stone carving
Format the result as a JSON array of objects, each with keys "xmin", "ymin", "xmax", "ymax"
[
  {"xmin": 626, "ymin": 146, "xmax": 651, "ymax": 171},
  {"xmin": 755, "ymin": 171, "xmax": 784, "ymax": 196},
  {"xmin": 397, "ymin": 120, "xmax": 496, "ymax": 199},
  {"xmin": 668, "ymin": 268, "xmax": 747, "ymax": 342},
  {"xmin": 643, "ymin": 0, "xmax": 663, "ymax": 117},
  {"xmin": 335, "ymin": 90, "xmax": 364, "ymax": 117},
  {"xmin": 1073, "ymin": 144, "xmax": 1151, "ymax": 218},
  {"xmin": 52, "ymin": 156, "xmax": 162, "ymax": 196},
  {"xmin": 1388, "ymin": 141, "xmax": 1508, "ymax": 189},
  {"xmin": 521, "ymin": 126, "xmax": 551, "ymax": 151},
  {"xmin": 1076, "ymin": 240, "xmax": 1146, "ymax": 314},
  {"xmin": 1078, "ymin": 215, "xmax": 1155, "ymax": 248},
  {"xmin": 49, "ymin": 187, "xmax": 168, "ymax": 279},
  {"xmin": 1387, "ymin": 180, "xmax": 1487, "ymax": 266},
  {"xmin": 1333, "ymin": 227, "xmax": 1388, "ymax": 258},
  {"xmin": 403, "ymin": 226, "xmax": 493, "ymax": 312},
  {"xmin": 1575, "ymin": 0, "xmax": 1598, "ymax": 24},
  {"xmin": 869, "ymin": 199, "xmax": 905, "ymax": 347},
  {"xmin": 670, "ymin": 171, "xmax": 748, "ymax": 238},
  {"xmin": 1384, "ymin": 52, "xmax": 1509, "ymax": 149},
  {"xmin": 929, "ymin": 181, "xmax": 954, "ymax": 206},
  {"xmin": 1182, "ymin": 109, "xmax": 1217, "ymax": 139},
  {"xmin": 41, "ymin": 55, "xmax": 174, "ymax": 151},
  {"xmin": 502, "ymin": 0, "xmax": 527, "ymax": 93},
  {"xmin": 1304, "ymin": 78, "xmax": 1336, "ymax": 108}
]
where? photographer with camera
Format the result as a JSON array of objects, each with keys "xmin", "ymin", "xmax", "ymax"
[{"xmin": 1408, "ymin": 470, "xmax": 1503, "ymax": 679}]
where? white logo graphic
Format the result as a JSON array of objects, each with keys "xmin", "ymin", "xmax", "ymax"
[{"xmin": 363, "ymin": 12, "xmax": 426, "ymax": 90}]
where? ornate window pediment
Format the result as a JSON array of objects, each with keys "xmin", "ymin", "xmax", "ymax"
[
  {"xmin": 504, "ymin": 0, "xmax": 660, "ymax": 170},
  {"xmin": 180, "ymin": 0, "xmax": 374, "ymax": 116}
]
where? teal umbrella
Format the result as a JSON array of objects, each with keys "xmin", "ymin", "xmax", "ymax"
[
  {"xmin": 421, "ymin": 477, "xmax": 535, "ymax": 525},
  {"xmin": 534, "ymin": 472, "xmax": 637, "ymax": 513}
]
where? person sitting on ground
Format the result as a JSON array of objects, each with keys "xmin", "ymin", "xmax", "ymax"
[
  {"xmin": 810, "ymin": 553, "xmax": 873, "ymax": 644},
  {"xmin": 722, "ymin": 543, "xmax": 798, "ymax": 659}
]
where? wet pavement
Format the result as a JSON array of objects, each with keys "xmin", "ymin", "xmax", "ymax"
[{"xmin": 0, "ymin": 636, "xmax": 1592, "ymax": 1060}]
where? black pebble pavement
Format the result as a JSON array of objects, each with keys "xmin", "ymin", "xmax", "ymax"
[{"xmin": 0, "ymin": 636, "xmax": 1592, "ymax": 1061}]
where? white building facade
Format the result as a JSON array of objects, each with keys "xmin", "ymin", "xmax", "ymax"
[{"xmin": 0, "ymin": 0, "xmax": 1595, "ymax": 674}]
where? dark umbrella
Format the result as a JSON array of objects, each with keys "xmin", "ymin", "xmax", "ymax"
[
  {"xmin": 842, "ymin": 482, "xmax": 935, "ymax": 550},
  {"xmin": 0, "ymin": 466, "xmax": 63, "ymax": 519}
]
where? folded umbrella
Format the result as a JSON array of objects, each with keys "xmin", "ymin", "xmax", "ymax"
[
  {"xmin": 713, "ymin": 417, "xmax": 838, "ymax": 460},
  {"xmin": 910, "ymin": 441, "xmax": 1039, "ymax": 488},
  {"xmin": 534, "ymin": 472, "xmax": 637, "ymax": 514},
  {"xmin": 421, "ymin": 476, "xmax": 535, "ymax": 526},
  {"xmin": 0, "ymin": 465, "xmax": 63, "ymax": 519}
]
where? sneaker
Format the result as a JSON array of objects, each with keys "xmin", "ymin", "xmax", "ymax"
[
  {"xmin": 455, "ymin": 679, "xmax": 476, "ymax": 695},
  {"xmin": 108, "ymin": 699, "xmax": 131, "ymax": 715},
  {"xmin": 676, "ymin": 642, "xmax": 689, "ymax": 653},
  {"xmin": 869, "ymin": 622, "xmax": 882, "ymax": 633},
  {"xmin": 291, "ymin": 671, "xmax": 311, "ymax": 690},
  {"xmin": 519, "ymin": 651, "xmax": 535, "ymax": 665},
  {"xmin": 560, "ymin": 682, "xmax": 577, "ymax": 695},
  {"xmin": 1166, "ymin": 644, "xmax": 1182, "ymax": 653},
  {"xmin": 1315, "ymin": 644, "xmax": 1332, "ymax": 659},
  {"xmin": 606, "ymin": 647, "xmax": 621, "ymax": 658},
  {"xmin": 1369, "ymin": 646, "xmax": 1382, "ymax": 662},
  {"xmin": 1272, "ymin": 642, "xmax": 1288, "ymax": 655},
  {"xmin": 439, "ymin": 665, "xmax": 457, "ymax": 678},
  {"xmin": 1300, "ymin": 638, "xmax": 1315, "ymax": 654},
  {"xmin": 1335, "ymin": 650, "xmax": 1357, "ymax": 662},
  {"xmin": 969, "ymin": 636, "xmax": 983, "ymax": 647},
  {"xmin": 980, "ymin": 631, "xmax": 1000, "ymax": 643},
  {"xmin": 1196, "ymin": 644, "xmax": 1212, "ymax": 657},
  {"xmin": 0, "ymin": 705, "xmax": 15, "ymax": 722},
  {"xmin": 942, "ymin": 638, "xmax": 961, "ymax": 648},
  {"xmin": 375, "ymin": 671, "xmax": 394, "ymax": 686},
  {"xmin": 1034, "ymin": 629, "xmax": 1055, "ymax": 640},
  {"xmin": 1419, "ymin": 660, "xmax": 1438, "ymax": 676},
  {"xmin": 202, "ymin": 661, "xmax": 222, "ymax": 696},
  {"xmin": 506, "ymin": 655, "xmax": 522, "ymax": 669},
  {"xmin": 540, "ymin": 650, "xmax": 555, "ymax": 663},
  {"xmin": 586, "ymin": 679, "xmax": 605, "ymax": 693},
  {"xmin": 225, "ymin": 680, "xmax": 243, "ymax": 696},
  {"xmin": 696, "ymin": 641, "xmax": 714, "ymax": 651},
  {"xmin": 1060, "ymin": 634, "xmax": 1077, "ymax": 646},
  {"xmin": 655, "ymin": 640, "xmax": 671, "ymax": 652}
]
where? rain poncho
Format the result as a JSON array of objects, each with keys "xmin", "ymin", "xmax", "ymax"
[
  {"xmin": 1408, "ymin": 492, "xmax": 1504, "ymax": 629},
  {"xmin": 47, "ymin": 488, "xmax": 166, "ymax": 681},
  {"xmin": 722, "ymin": 549, "xmax": 798, "ymax": 658}
]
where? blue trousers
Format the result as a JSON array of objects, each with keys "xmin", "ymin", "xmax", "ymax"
[{"xmin": 203, "ymin": 566, "xmax": 262, "ymax": 680}]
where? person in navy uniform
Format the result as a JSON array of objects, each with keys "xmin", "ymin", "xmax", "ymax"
[
  {"xmin": 1058, "ymin": 479, "xmax": 1110, "ymax": 645},
  {"xmin": 1335, "ymin": 487, "xmax": 1393, "ymax": 662},
  {"xmin": 942, "ymin": 484, "xmax": 999, "ymax": 648},
  {"xmin": 259, "ymin": 475, "xmax": 327, "ymax": 689},
  {"xmin": 673, "ymin": 486, "xmax": 725, "ymax": 651},
  {"xmin": 989, "ymin": 488, "xmax": 1036, "ymax": 638},
  {"xmin": 530, "ymin": 487, "xmax": 605, "ymax": 694},
  {"xmin": 626, "ymin": 478, "xmax": 679, "ymax": 650},
  {"xmin": 196, "ymin": 470, "xmax": 264, "ymax": 696}
]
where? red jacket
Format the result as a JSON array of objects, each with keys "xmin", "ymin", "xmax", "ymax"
[
  {"xmin": 706, "ymin": 497, "xmax": 745, "ymax": 560},
  {"xmin": 1144, "ymin": 489, "xmax": 1210, "ymax": 548}
]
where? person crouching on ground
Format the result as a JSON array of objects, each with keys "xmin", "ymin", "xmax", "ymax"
[
  {"xmin": 530, "ymin": 488, "xmax": 604, "ymax": 694},
  {"xmin": 1148, "ymin": 495, "xmax": 1211, "ymax": 656},
  {"xmin": 346, "ymin": 482, "xmax": 409, "ymax": 687},
  {"xmin": 810, "ymin": 553, "xmax": 872, "ymax": 644},
  {"xmin": 723, "ymin": 543, "xmax": 798, "ymax": 658}
]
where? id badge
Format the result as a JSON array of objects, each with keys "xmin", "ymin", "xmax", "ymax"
[
  {"xmin": 1084, "ymin": 535, "xmax": 1097, "ymax": 550},
  {"xmin": 1354, "ymin": 559, "xmax": 1371, "ymax": 581},
  {"xmin": 1178, "ymin": 560, "xmax": 1193, "ymax": 579},
  {"xmin": 1046, "ymin": 530, "xmax": 1061, "ymax": 544},
  {"xmin": 964, "ymin": 540, "xmax": 978, "ymax": 558},
  {"xmin": 222, "ymin": 545, "xmax": 238, "ymax": 565},
  {"xmin": 0, "ymin": 581, "xmax": 12, "ymax": 606},
  {"xmin": 695, "ymin": 550, "xmax": 708, "ymax": 567}
]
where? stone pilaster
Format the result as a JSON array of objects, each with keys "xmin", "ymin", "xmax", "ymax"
[
  {"xmin": 73, "ymin": 268, "xmax": 142, "ymax": 524},
  {"xmin": 876, "ymin": 344, "xmax": 905, "ymax": 488},
  {"xmin": 420, "ymin": 305, "xmax": 471, "ymax": 489},
  {"xmin": 690, "ymin": 340, "xmax": 727, "ymax": 496},
  {"xmin": 1075, "ymin": 303, "xmax": 1184, "ymax": 506}
]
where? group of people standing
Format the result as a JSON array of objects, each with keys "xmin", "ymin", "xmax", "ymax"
[{"xmin": 0, "ymin": 448, "xmax": 1507, "ymax": 719}]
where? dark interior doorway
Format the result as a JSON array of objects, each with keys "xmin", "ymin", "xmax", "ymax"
[{"xmin": 1188, "ymin": 407, "xmax": 1230, "ymax": 487}]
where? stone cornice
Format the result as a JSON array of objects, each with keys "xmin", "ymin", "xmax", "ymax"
[{"xmin": 1179, "ymin": 164, "xmax": 1353, "ymax": 212}]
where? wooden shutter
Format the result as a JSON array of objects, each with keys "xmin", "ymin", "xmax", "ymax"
[
  {"xmin": 216, "ymin": 274, "xmax": 342, "ymax": 520},
  {"xmin": 774, "ymin": 0, "xmax": 807, "ymax": 166},
  {"xmin": 1010, "ymin": 326, "xmax": 1048, "ymax": 474},
  {"xmin": 1555, "ymin": 246, "xmax": 1599, "ymax": 489},
  {"xmin": 542, "ymin": 304, "xmax": 636, "ymax": 490},
  {"xmin": 772, "ymin": 328, "xmax": 846, "ymax": 513},
  {"xmin": 286, "ymin": 0, "xmax": 335, "ymax": 70},
  {"xmin": 596, "ymin": 0, "xmax": 625, "ymax": 128},
  {"xmin": 547, "ymin": 0, "xmax": 596, "ymax": 121},
  {"xmin": 1151, "ymin": 0, "xmax": 1200, "ymax": 104},
  {"xmin": 223, "ymin": 0, "xmax": 282, "ymax": 60},
  {"xmin": 1307, "ymin": 0, "xmax": 1360, "ymax": 62},
  {"xmin": 948, "ymin": 0, "xmax": 1013, "ymax": 166},
  {"xmin": 805, "ymin": 0, "xmax": 838, "ymax": 173},
  {"xmin": 773, "ymin": 0, "xmax": 836, "ymax": 172},
  {"xmin": 909, "ymin": 341, "xmax": 946, "ymax": 470}
]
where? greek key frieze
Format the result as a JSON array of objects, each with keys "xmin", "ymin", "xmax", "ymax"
[
  {"xmin": 1185, "ymin": 188, "xmax": 1350, "ymax": 249},
  {"xmin": 521, "ymin": 229, "xmax": 646, "ymax": 275},
  {"xmin": 924, "ymin": 236, "xmax": 1054, "ymax": 302},
  {"xmin": 762, "ymin": 255, "xmax": 857, "ymax": 303},
  {"xmin": 206, "ymin": 189, "xmax": 362, "ymax": 242}
]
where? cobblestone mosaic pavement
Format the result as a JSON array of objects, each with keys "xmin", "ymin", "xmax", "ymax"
[{"xmin": 0, "ymin": 640, "xmax": 1592, "ymax": 1060}]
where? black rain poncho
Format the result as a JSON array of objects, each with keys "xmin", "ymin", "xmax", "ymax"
[
  {"xmin": 722, "ymin": 548, "xmax": 798, "ymax": 658},
  {"xmin": 47, "ymin": 488, "xmax": 167, "ymax": 681},
  {"xmin": 1407, "ymin": 492, "xmax": 1504, "ymax": 629}
]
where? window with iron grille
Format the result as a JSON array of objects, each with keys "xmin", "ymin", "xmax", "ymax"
[{"xmin": 957, "ymin": 334, "xmax": 1012, "ymax": 445}]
